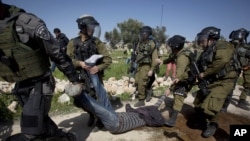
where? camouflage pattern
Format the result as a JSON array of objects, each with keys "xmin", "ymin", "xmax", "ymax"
[
  {"xmin": 194, "ymin": 40, "xmax": 238, "ymax": 122},
  {"xmin": 135, "ymin": 40, "xmax": 158, "ymax": 100}
]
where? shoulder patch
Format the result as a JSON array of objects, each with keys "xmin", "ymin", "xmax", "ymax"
[{"xmin": 35, "ymin": 25, "xmax": 50, "ymax": 40}]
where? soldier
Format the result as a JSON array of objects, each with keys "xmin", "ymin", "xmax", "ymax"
[
  {"xmin": 0, "ymin": 1, "xmax": 80, "ymax": 140},
  {"xmin": 163, "ymin": 35, "xmax": 195, "ymax": 127},
  {"xmin": 134, "ymin": 26, "xmax": 158, "ymax": 107},
  {"xmin": 50, "ymin": 27, "xmax": 69, "ymax": 72},
  {"xmin": 193, "ymin": 26, "xmax": 238, "ymax": 138},
  {"xmin": 221, "ymin": 28, "xmax": 250, "ymax": 112},
  {"xmin": 66, "ymin": 14, "xmax": 113, "ymax": 130}
]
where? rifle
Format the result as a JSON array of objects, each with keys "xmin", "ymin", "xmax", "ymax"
[
  {"xmin": 127, "ymin": 41, "xmax": 138, "ymax": 87},
  {"xmin": 190, "ymin": 61, "xmax": 210, "ymax": 97},
  {"xmin": 163, "ymin": 54, "xmax": 176, "ymax": 64}
]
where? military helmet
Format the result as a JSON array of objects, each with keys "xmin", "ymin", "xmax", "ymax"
[
  {"xmin": 197, "ymin": 26, "xmax": 221, "ymax": 41},
  {"xmin": 76, "ymin": 14, "xmax": 101, "ymax": 38},
  {"xmin": 139, "ymin": 26, "xmax": 152, "ymax": 41},
  {"xmin": 167, "ymin": 35, "xmax": 186, "ymax": 50},
  {"xmin": 229, "ymin": 28, "xmax": 249, "ymax": 43}
]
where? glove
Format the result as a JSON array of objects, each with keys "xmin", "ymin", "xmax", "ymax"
[{"xmin": 64, "ymin": 83, "xmax": 83, "ymax": 96}]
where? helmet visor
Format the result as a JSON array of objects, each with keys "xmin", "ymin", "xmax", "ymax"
[
  {"xmin": 196, "ymin": 33, "xmax": 208, "ymax": 45},
  {"xmin": 87, "ymin": 24, "xmax": 101, "ymax": 38}
]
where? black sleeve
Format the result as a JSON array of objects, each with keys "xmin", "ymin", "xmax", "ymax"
[{"xmin": 16, "ymin": 13, "xmax": 79, "ymax": 82}]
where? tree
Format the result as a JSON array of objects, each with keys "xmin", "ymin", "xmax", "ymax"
[
  {"xmin": 152, "ymin": 26, "xmax": 168, "ymax": 44},
  {"xmin": 117, "ymin": 18, "xmax": 143, "ymax": 44}
]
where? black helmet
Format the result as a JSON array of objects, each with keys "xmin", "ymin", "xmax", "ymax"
[
  {"xmin": 167, "ymin": 35, "xmax": 186, "ymax": 50},
  {"xmin": 229, "ymin": 28, "xmax": 249, "ymax": 43},
  {"xmin": 76, "ymin": 14, "xmax": 101, "ymax": 38},
  {"xmin": 139, "ymin": 26, "xmax": 152, "ymax": 41},
  {"xmin": 197, "ymin": 26, "xmax": 220, "ymax": 43}
]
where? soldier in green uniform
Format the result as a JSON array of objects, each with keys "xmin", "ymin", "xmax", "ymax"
[
  {"xmin": 235, "ymin": 30, "xmax": 250, "ymax": 109},
  {"xmin": 193, "ymin": 26, "xmax": 238, "ymax": 138},
  {"xmin": 0, "ymin": 1, "xmax": 80, "ymax": 140},
  {"xmin": 163, "ymin": 35, "xmax": 195, "ymax": 127},
  {"xmin": 221, "ymin": 28, "xmax": 250, "ymax": 112},
  {"xmin": 66, "ymin": 14, "xmax": 113, "ymax": 130},
  {"xmin": 134, "ymin": 26, "xmax": 158, "ymax": 107}
]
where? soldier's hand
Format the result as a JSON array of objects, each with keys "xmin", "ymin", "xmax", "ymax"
[
  {"xmin": 155, "ymin": 58, "xmax": 163, "ymax": 65},
  {"xmin": 165, "ymin": 89, "xmax": 171, "ymax": 97},
  {"xmin": 79, "ymin": 61, "xmax": 91, "ymax": 70},
  {"xmin": 199, "ymin": 73, "xmax": 204, "ymax": 78},
  {"xmin": 89, "ymin": 66, "xmax": 99, "ymax": 74},
  {"xmin": 172, "ymin": 78, "xmax": 179, "ymax": 84},
  {"xmin": 147, "ymin": 70, "xmax": 153, "ymax": 77},
  {"xmin": 64, "ymin": 82, "xmax": 83, "ymax": 97}
]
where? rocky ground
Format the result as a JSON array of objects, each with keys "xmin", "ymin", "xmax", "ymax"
[{"xmin": 1, "ymin": 85, "xmax": 250, "ymax": 141}]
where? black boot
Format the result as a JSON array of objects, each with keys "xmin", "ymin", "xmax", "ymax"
[
  {"xmin": 202, "ymin": 122, "xmax": 218, "ymax": 138},
  {"xmin": 237, "ymin": 99, "xmax": 250, "ymax": 110},
  {"xmin": 164, "ymin": 110, "xmax": 179, "ymax": 127},
  {"xmin": 145, "ymin": 88, "xmax": 153, "ymax": 102},
  {"xmin": 134, "ymin": 100, "xmax": 145, "ymax": 107}
]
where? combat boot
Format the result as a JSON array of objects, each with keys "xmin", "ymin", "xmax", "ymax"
[
  {"xmin": 134, "ymin": 100, "xmax": 145, "ymax": 107},
  {"xmin": 164, "ymin": 110, "xmax": 178, "ymax": 127},
  {"xmin": 202, "ymin": 122, "xmax": 218, "ymax": 138},
  {"xmin": 145, "ymin": 88, "xmax": 153, "ymax": 102}
]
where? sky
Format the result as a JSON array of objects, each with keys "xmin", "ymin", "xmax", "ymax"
[{"xmin": 3, "ymin": 0, "xmax": 250, "ymax": 42}]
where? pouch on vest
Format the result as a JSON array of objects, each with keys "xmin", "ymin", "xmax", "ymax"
[{"xmin": 21, "ymin": 82, "xmax": 45, "ymax": 135}]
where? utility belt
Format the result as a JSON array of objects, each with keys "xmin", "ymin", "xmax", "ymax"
[{"xmin": 12, "ymin": 72, "xmax": 52, "ymax": 97}]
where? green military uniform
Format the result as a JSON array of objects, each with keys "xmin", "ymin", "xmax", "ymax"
[
  {"xmin": 239, "ymin": 44, "xmax": 250, "ymax": 100},
  {"xmin": 67, "ymin": 37, "xmax": 112, "ymax": 80},
  {"xmin": 172, "ymin": 48, "xmax": 194, "ymax": 112},
  {"xmin": 194, "ymin": 40, "xmax": 238, "ymax": 122},
  {"xmin": 135, "ymin": 39, "xmax": 158, "ymax": 100}
]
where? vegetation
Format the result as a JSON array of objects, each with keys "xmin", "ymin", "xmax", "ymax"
[{"xmin": 104, "ymin": 18, "xmax": 168, "ymax": 49}]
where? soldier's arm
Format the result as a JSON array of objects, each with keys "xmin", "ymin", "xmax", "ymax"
[
  {"xmin": 66, "ymin": 39, "xmax": 81, "ymax": 68},
  {"xmin": 176, "ymin": 55, "xmax": 189, "ymax": 80},
  {"xmin": 150, "ymin": 41, "xmax": 158, "ymax": 71},
  {"xmin": 95, "ymin": 39, "xmax": 112, "ymax": 71},
  {"xmin": 203, "ymin": 46, "xmax": 232, "ymax": 77}
]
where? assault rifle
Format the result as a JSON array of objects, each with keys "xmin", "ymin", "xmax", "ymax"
[
  {"xmin": 76, "ymin": 54, "xmax": 103, "ymax": 97},
  {"xmin": 190, "ymin": 61, "xmax": 210, "ymax": 97},
  {"xmin": 127, "ymin": 41, "xmax": 138, "ymax": 87},
  {"xmin": 163, "ymin": 54, "xmax": 176, "ymax": 64}
]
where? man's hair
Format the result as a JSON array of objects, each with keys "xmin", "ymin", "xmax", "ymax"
[{"xmin": 53, "ymin": 28, "xmax": 61, "ymax": 33}]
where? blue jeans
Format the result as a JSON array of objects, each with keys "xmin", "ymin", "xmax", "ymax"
[
  {"xmin": 50, "ymin": 62, "xmax": 56, "ymax": 72},
  {"xmin": 89, "ymin": 73, "xmax": 113, "ymax": 110},
  {"xmin": 75, "ymin": 92, "xmax": 119, "ymax": 131}
]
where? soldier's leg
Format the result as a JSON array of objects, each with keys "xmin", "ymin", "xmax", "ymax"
[
  {"xmin": 134, "ymin": 65, "xmax": 149, "ymax": 107},
  {"xmin": 165, "ymin": 95, "xmax": 185, "ymax": 127}
]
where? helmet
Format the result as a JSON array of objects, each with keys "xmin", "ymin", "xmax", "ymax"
[
  {"xmin": 229, "ymin": 28, "xmax": 249, "ymax": 43},
  {"xmin": 196, "ymin": 26, "xmax": 220, "ymax": 44},
  {"xmin": 139, "ymin": 26, "xmax": 152, "ymax": 41},
  {"xmin": 167, "ymin": 35, "xmax": 186, "ymax": 50},
  {"xmin": 76, "ymin": 14, "xmax": 101, "ymax": 38}
]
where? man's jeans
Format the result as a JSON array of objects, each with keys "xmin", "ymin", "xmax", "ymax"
[
  {"xmin": 89, "ymin": 73, "xmax": 113, "ymax": 110},
  {"xmin": 75, "ymin": 92, "xmax": 119, "ymax": 131}
]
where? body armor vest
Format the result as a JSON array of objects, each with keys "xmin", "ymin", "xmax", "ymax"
[
  {"xmin": 136, "ymin": 40, "xmax": 155, "ymax": 64},
  {"xmin": 73, "ymin": 37, "xmax": 98, "ymax": 61},
  {"xmin": 198, "ymin": 41, "xmax": 239, "ymax": 79},
  {"xmin": 0, "ymin": 8, "xmax": 49, "ymax": 82},
  {"xmin": 237, "ymin": 44, "xmax": 250, "ymax": 68}
]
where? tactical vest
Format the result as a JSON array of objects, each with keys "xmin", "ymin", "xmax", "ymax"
[
  {"xmin": 198, "ymin": 41, "xmax": 239, "ymax": 79},
  {"xmin": 136, "ymin": 40, "xmax": 155, "ymax": 64},
  {"xmin": 0, "ymin": 8, "xmax": 49, "ymax": 82},
  {"xmin": 73, "ymin": 37, "xmax": 98, "ymax": 61},
  {"xmin": 237, "ymin": 44, "xmax": 250, "ymax": 68}
]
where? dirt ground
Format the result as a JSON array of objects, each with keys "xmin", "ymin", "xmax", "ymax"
[{"xmin": 1, "ymin": 85, "xmax": 250, "ymax": 141}]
